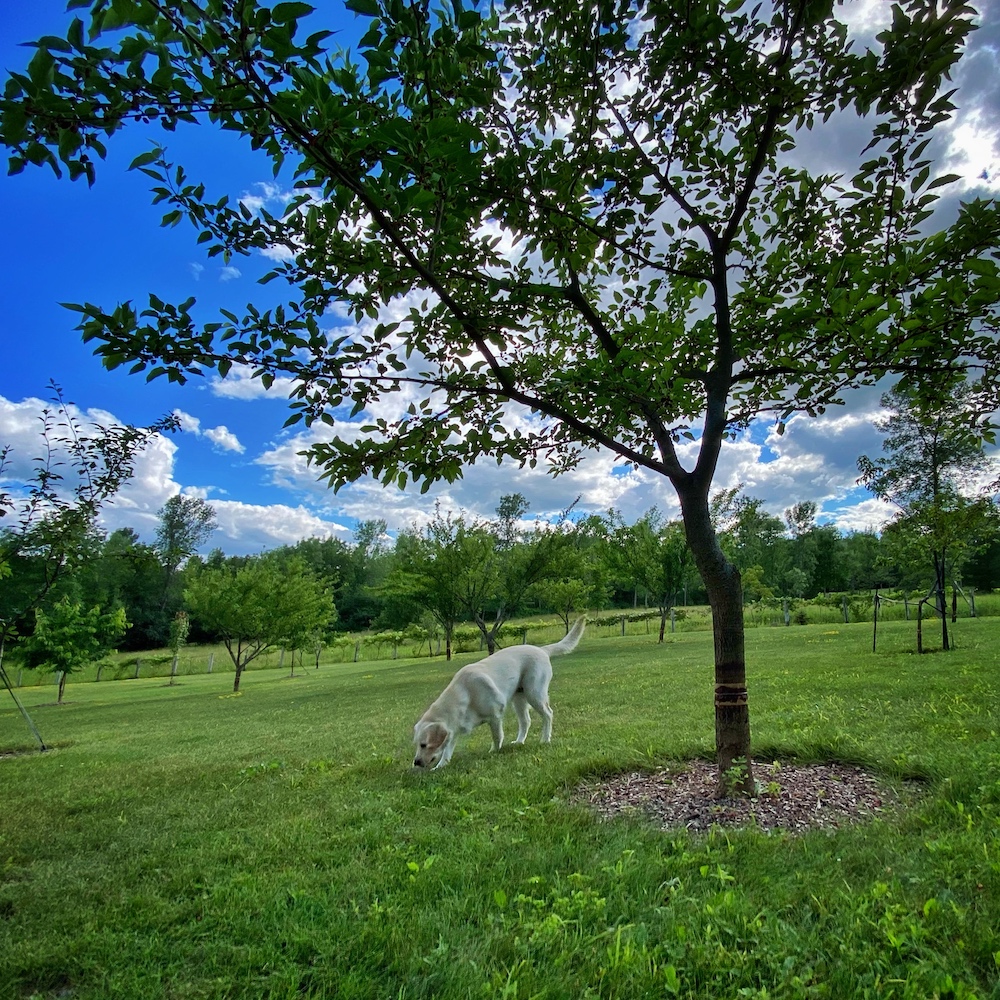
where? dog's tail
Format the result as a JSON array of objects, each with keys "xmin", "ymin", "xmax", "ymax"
[{"xmin": 543, "ymin": 616, "xmax": 586, "ymax": 657}]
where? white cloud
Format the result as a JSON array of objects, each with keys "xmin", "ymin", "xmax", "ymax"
[
  {"xmin": 204, "ymin": 425, "xmax": 245, "ymax": 454},
  {"xmin": 210, "ymin": 499, "xmax": 351, "ymax": 552},
  {"xmin": 209, "ymin": 363, "xmax": 296, "ymax": 400},
  {"xmin": 219, "ymin": 265, "xmax": 242, "ymax": 282},
  {"xmin": 173, "ymin": 408, "xmax": 202, "ymax": 434},
  {"xmin": 825, "ymin": 497, "xmax": 894, "ymax": 535}
]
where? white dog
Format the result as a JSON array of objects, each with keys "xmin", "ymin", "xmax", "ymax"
[{"xmin": 412, "ymin": 617, "xmax": 586, "ymax": 769}]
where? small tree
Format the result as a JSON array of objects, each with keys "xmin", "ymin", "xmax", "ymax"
[
  {"xmin": 185, "ymin": 556, "xmax": 335, "ymax": 692},
  {"xmin": 1, "ymin": 384, "xmax": 173, "ymax": 741},
  {"xmin": 858, "ymin": 381, "xmax": 999, "ymax": 649},
  {"xmin": 23, "ymin": 598, "xmax": 129, "ymax": 704},
  {"xmin": 609, "ymin": 510, "xmax": 692, "ymax": 642},
  {"xmin": 530, "ymin": 577, "xmax": 593, "ymax": 634},
  {"xmin": 466, "ymin": 495, "xmax": 575, "ymax": 653},
  {"xmin": 385, "ymin": 506, "xmax": 470, "ymax": 660},
  {"xmin": 167, "ymin": 610, "xmax": 190, "ymax": 686}
]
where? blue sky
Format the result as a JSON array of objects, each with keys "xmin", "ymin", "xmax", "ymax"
[{"xmin": 1, "ymin": 1, "xmax": 998, "ymax": 556}]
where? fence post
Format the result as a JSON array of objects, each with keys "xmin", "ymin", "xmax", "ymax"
[
  {"xmin": 621, "ymin": 615, "xmax": 626, "ymax": 637},
  {"xmin": 354, "ymin": 641, "xmax": 361, "ymax": 663},
  {"xmin": 208, "ymin": 652, "xmax": 214, "ymax": 673},
  {"xmin": 842, "ymin": 596, "xmax": 849, "ymax": 623},
  {"xmin": 170, "ymin": 655, "xmax": 179, "ymax": 685},
  {"xmin": 917, "ymin": 600, "xmax": 924, "ymax": 654},
  {"xmin": 278, "ymin": 648, "xmax": 285, "ymax": 670},
  {"xmin": 134, "ymin": 658, "xmax": 141, "ymax": 679},
  {"xmin": 783, "ymin": 598, "xmax": 790, "ymax": 626},
  {"xmin": 522, "ymin": 628, "xmax": 528, "ymax": 644},
  {"xmin": 970, "ymin": 590, "xmax": 977, "ymax": 618},
  {"xmin": 670, "ymin": 608, "xmax": 676, "ymax": 633}
]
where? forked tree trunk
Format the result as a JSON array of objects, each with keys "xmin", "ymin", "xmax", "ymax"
[{"xmin": 679, "ymin": 486, "xmax": 755, "ymax": 796}]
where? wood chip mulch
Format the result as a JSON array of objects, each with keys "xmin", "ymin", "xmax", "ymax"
[{"xmin": 572, "ymin": 759, "xmax": 902, "ymax": 834}]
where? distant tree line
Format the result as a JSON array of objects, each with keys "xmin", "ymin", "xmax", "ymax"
[
  {"xmin": 4, "ymin": 485, "xmax": 998, "ymax": 660},
  {"xmin": 3, "ymin": 382, "xmax": 998, "ymax": 700}
]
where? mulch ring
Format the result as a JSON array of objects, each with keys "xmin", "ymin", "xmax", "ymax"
[{"xmin": 571, "ymin": 758, "xmax": 907, "ymax": 834}]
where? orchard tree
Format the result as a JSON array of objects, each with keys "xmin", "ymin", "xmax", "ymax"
[
  {"xmin": 5, "ymin": 1, "xmax": 1000, "ymax": 792},
  {"xmin": 388, "ymin": 505, "xmax": 475, "ymax": 660},
  {"xmin": 467, "ymin": 495, "xmax": 574, "ymax": 653},
  {"xmin": 608, "ymin": 509, "xmax": 692, "ymax": 641},
  {"xmin": 858, "ymin": 380, "xmax": 999, "ymax": 649},
  {"xmin": 22, "ymin": 598, "xmax": 130, "ymax": 704},
  {"xmin": 1, "ymin": 384, "xmax": 172, "ymax": 743},
  {"xmin": 184, "ymin": 555, "xmax": 335, "ymax": 692}
]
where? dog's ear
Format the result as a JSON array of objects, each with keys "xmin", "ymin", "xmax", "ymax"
[{"xmin": 424, "ymin": 723, "xmax": 448, "ymax": 750}]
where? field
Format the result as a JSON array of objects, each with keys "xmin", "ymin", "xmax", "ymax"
[{"xmin": 1, "ymin": 619, "xmax": 999, "ymax": 999}]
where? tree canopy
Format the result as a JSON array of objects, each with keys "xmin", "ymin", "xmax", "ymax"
[{"xmin": 184, "ymin": 554, "xmax": 335, "ymax": 691}]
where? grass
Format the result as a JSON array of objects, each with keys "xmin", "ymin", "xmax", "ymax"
[{"xmin": 1, "ymin": 619, "xmax": 999, "ymax": 999}]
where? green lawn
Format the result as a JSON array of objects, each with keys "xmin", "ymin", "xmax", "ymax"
[{"xmin": 1, "ymin": 619, "xmax": 998, "ymax": 999}]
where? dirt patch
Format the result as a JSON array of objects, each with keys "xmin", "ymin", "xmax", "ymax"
[{"xmin": 572, "ymin": 759, "xmax": 904, "ymax": 834}]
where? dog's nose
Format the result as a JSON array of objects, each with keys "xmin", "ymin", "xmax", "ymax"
[{"xmin": 413, "ymin": 758, "xmax": 424, "ymax": 768}]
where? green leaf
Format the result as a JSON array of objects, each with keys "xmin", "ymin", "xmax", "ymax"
[
  {"xmin": 128, "ymin": 148, "xmax": 162, "ymax": 171},
  {"xmin": 345, "ymin": 0, "xmax": 380, "ymax": 15},
  {"xmin": 927, "ymin": 173, "xmax": 961, "ymax": 190},
  {"xmin": 272, "ymin": 2, "xmax": 314, "ymax": 22}
]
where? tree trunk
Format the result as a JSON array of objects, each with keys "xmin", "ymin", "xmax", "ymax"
[
  {"xmin": 58, "ymin": 671, "xmax": 67, "ymax": 704},
  {"xmin": 934, "ymin": 552, "xmax": 949, "ymax": 651},
  {"xmin": 679, "ymin": 487, "xmax": 754, "ymax": 796}
]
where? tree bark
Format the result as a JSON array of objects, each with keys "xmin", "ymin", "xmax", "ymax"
[
  {"xmin": 678, "ymin": 486, "xmax": 754, "ymax": 796},
  {"xmin": 933, "ymin": 551, "xmax": 950, "ymax": 651}
]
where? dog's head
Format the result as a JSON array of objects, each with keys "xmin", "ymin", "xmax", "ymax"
[{"xmin": 412, "ymin": 721, "xmax": 449, "ymax": 769}]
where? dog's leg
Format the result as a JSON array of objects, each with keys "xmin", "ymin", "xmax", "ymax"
[
  {"xmin": 434, "ymin": 736, "xmax": 456, "ymax": 769},
  {"xmin": 538, "ymin": 700, "xmax": 553, "ymax": 742},
  {"xmin": 512, "ymin": 692, "xmax": 531, "ymax": 744},
  {"xmin": 488, "ymin": 713, "xmax": 504, "ymax": 752}
]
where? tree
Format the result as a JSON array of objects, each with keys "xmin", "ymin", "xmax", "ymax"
[
  {"xmin": 167, "ymin": 610, "xmax": 190, "ymax": 685},
  {"xmin": 155, "ymin": 495, "xmax": 218, "ymax": 611},
  {"xmin": 86, "ymin": 527, "xmax": 170, "ymax": 649},
  {"xmin": 858, "ymin": 381, "xmax": 999, "ymax": 649},
  {"xmin": 387, "ymin": 506, "xmax": 474, "ymax": 660},
  {"xmin": 184, "ymin": 555, "xmax": 335, "ymax": 692},
  {"xmin": 1, "ymin": 384, "xmax": 172, "ymax": 743},
  {"xmin": 608, "ymin": 509, "xmax": 692, "ymax": 641},
  {"xmin": 465, "ymin": 496, "xmax": 573, "ymax": 653},
  {"xmin": 719, "ymin": 496, "xmax": 790, "ymax": 596},
  {"xmin": 22, "ymin": 598, "xmax": 129, "ymax": 704},
  {"xmin": 6, "ymin": 1, "xmax": 1000, "ymax": 792}
]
